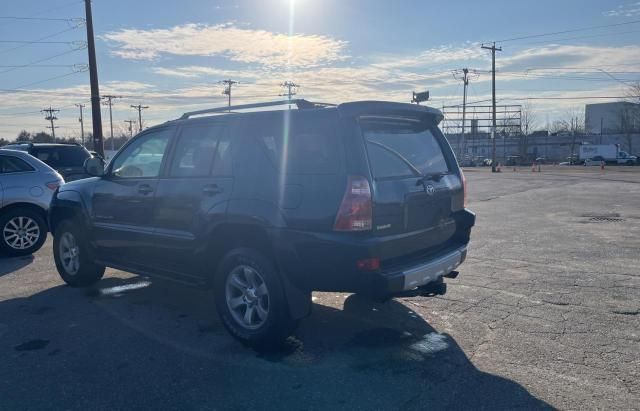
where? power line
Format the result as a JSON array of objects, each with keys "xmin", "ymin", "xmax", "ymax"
[
  {"xmin": 0, "ymin": 25, "xmax": 82, "ymax": 54},
  {"xmin": 498, "ymin": 73, "xmax": 637, "ymax": 83},
  {"xmin": 481, "ymin": 42, "xmax": 501, "ymax": 173},
  {"xmin": 0, "ymin": 16, "xmax": 80, "ymax": 22},
  {"xmin": 280, "ymin": 81, "xmax": 299, "ymax": 108},
  {"xmin": 75, "ymin": 103, "xmax": 85, "ymax": 145},
  {"xmin": 0, "ymin": 46, "xmax": 85, "ymax": 74},
  {"xmin": 0, "ymin": 40, "xmax": 80, "ymax": 44},
  {"xmin": 27, "ymin": 0, "xmax": 84, "ymax": 18},
  {"xmin": 0, "ymin": 64, "xmax": 78, "ymax": 68},
  {"xmin": 102, "ymin": 95, "xmax": 122, "ymax": 151},
  {"xmin": 41, "ymin": 107, "xmax": 60, "ymax": 138},
  {"xmin": 124, "ymin": 120, "xmax": 136, "ymax": 138},
  {"xmin": 219, "ymin": 79, "xmax": 239, "ymax": 108},
  {"xmin": 452, "ymin": 69, "xmax": 479, "ymax": 158},
  {"xmin": 493, "ymin": 19, "xmax": 640, "ymax": 43},
  {"xmin": 504, "ymin": 96, "xmax": 630, "ymax": 101},
  {"xmin": 130, "ymin": 104, "xmax": 149, "ymax": 133},
  {"xmin": 11, "ymin": 68, "xmax": 87, "ymax": 90},
  {"xmin": 518, "ymin": 28, "xmax": 640, "ymax": 46}
]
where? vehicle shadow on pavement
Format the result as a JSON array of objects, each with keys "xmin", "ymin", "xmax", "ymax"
[
  {"xmin": 294, "ymin": 295, "xmax": 553, "ymax": 410},
  {"xmin": 0, "ymin": 254, "xmax": 33, "ymax": 277},
  {"xmin": 0, "ymin": 276, "xmax": 553, "ymax": 410}
]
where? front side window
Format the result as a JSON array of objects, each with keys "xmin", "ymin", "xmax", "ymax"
[
  {"xmin": 112, "ymin": 128, "xmax": 172, "ymax": 178},
  {"xmin": 361, "ymin": 117, "xmax": 449, "ymax": 179},
  {"xmin": 0, "ymin": 155, "xmax": 35, "ymax": 173}
]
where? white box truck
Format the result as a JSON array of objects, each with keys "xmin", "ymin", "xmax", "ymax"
[{"xmin": 579, "ymin": 144, "xmax": 637, "ymax": 165}]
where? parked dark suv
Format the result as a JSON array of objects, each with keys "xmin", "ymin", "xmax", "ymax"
[
  {"xmin": 3, "ymin": 143, "xmax": 91, "ymax": 181},
  {"xmin": 49, "ymin": 100, "xmax": 475, "ymax": 348}
]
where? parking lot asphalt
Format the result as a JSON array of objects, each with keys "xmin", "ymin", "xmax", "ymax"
[{"xmin": 1, "ymin": 166, "xmax": 639, "ymax": 410}]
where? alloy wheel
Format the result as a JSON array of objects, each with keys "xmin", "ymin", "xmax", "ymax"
[
  {"xmin": 59, "ymin": 232, "xmax": 80, "ymax": 275},
  {"xmin": 3, "ymin": 216, "xmax": 40, "ymax": 250},
  {"xmin": 225, "ymin": 265, "xmax": 270, "ymax": 330}
]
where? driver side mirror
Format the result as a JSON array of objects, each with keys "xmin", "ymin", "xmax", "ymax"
[{"xmin": 84, "ymin": 156, "xmax": 105, "ymax": 177}]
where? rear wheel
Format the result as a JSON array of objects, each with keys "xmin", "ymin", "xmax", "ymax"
[
  {"xmin": 214, "ymin": 248, "xmax": 296, "ymax": 349},
  {"xmin": 0, "ymin": 208, "xmax": 47, "ymax": 256},
  {"xmin": 53, "ymin": 220, "xmax": 105, "ymax": 287}
]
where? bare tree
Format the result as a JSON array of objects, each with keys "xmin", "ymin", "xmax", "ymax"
[
  {"xmin": 519, "ymin": 103, "xmax": 538, "ymax": 160},
  {"xmin": 622, "ymin": 82, "xmax": 640, "ymax": 153},
  {"xmin": 549, "ymin": 120, "xmax": 569, "ymax": 134},
  {"xmin": 566, "ymin": 107, "xmax": 585, "ymax": 161},
  {"xmin": 627, "ymin": 81, "xmax": 640, "ymax": 104}
]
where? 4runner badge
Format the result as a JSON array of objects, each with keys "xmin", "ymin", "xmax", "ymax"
[{"xmin": 425, "ymin": 184, "xmax": 435, "ymax": 195}]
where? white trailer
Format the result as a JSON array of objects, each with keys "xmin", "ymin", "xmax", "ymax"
[{"xmin": 579, "ymin": 144, "xmax": 637, "ymax": 165}]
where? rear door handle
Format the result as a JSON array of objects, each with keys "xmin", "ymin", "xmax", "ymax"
[
  {"xmin": 203, "ymin": 184, "xmax": 223, "ymax": 196},
  {"xmin": 138, "ymin": 184, "xmax": 154, "ymax": 195}
]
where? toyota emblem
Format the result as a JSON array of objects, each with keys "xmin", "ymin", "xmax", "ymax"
[{"xmin": 425, "ymin": 184, "xmax": 435, "ymax": 195}]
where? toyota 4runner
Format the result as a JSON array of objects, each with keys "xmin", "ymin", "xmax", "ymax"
[{"xmin": 49, "ymin": 100, "xmax": 475, "ymax": 348}]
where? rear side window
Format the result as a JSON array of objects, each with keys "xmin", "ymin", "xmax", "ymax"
[
  {"xmin": 170, "ymin": 124, "xmax": 232, "ymax": 177},
  {"xmin": 253, "ymin": 110, "xmax": 343, "ymax": 175},
  {"xmin": 0, "ymin": 155, "xmax": 35, "ymax": 173},
  {"xmin": 31, "ymin": 146, "xmax": 90, "ymax": 168},
  {"xmin": 361, "ymin": 117, "xmax": 449, "ymax": 179}
]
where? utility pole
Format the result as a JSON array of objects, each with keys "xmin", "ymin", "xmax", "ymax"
[
  {"xmin": 130, "ymin": 104, "xmax": 148, "ymax": 133},
  {"xmin": 75, "ymin": 103, "xmax": 85, "ymax": 145},
  {"xmin": 41, "ymin": 107, "xmax": 59, "ymax": 139},
  {"xmin": 124, "ymin": 120, "xmax": 135, "ymax": 138},
  {"xmin": 85, "ymin": 0, "xmax": 104, "ymax": 157},
  {"xmin": 220, "ymin": 79, "xmax": 238, "ymax": 110},
  {"xmin": 280, "ymin": 81, "xmax": 299, "ymax": 108},
  {"xmin": 453, "ymin": 68, "xmax": 475, "ymax": 160},
  {"xmin": 102, "ymin": 95, "xmax": 121, "ymax": 151},
  {"xmin": 481, "ymin": 42, "xmax": 502, "ymax": 172}
]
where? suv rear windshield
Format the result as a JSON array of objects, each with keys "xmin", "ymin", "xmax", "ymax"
[
  {"xmin": 31, "ymin": 146, "xmax": 90, "ymax": 168},
  {"xmin": 361, "ymin": 117, "xmax": 449, "ymax": 179}
]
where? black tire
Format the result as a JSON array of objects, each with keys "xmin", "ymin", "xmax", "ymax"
[
  {"xmin": 214, "ymin": 248, "xmax": 296, "ymax": 350},
  {"xmin": 0, "ymin": 207, "xmax": 47, "ymax": 256},
  {"xmin": 53, "ymin": 220, "xmax": 105, "ymax": 287}
]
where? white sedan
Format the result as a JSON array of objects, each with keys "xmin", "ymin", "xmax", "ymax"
[{"xmin": 584, "ymin": 156, "xmax": 606, "ymax": 166}]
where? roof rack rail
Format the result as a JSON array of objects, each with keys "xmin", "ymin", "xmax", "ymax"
[{"xmin": 179, "ymin": 99, "xmax": 335, "ymax": 120}]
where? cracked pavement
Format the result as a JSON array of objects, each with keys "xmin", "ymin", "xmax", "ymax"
[{"xmin": 0, "ymin": 166, "xmax": 638, "ymax": 410}]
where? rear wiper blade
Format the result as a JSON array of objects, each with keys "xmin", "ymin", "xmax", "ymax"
[
  {"xmin": 367, "ymin": 140, "xmax": 422, "ymax": 177},
  {"xmin": 416, "ymin": 172, "xmax": 448, "ymax": 186}
]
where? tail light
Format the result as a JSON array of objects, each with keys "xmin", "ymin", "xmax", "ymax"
[
  {"xmin": 357, "ymin": 257, "xmax": 380, "ymax": 272},
  {"xmin": 46, "ymin": 181, "xmax": 61, "ymax": 191},
  {"xmin": 460, "ymin": 170, "xmax": 467, "ymax": 208},
  {"xmin": 333, "ymin": 176, "xmax": 372, "ymax": 232}
]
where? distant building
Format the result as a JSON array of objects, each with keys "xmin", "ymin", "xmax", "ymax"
[{"xmin": 585, "ymin": 102, "xmax": 640, "ymax": 134}]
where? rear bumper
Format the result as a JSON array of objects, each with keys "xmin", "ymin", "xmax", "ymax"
[
  {"xmin": 272, "ymin": 208, "xmax": 475, "ymax": 295},
  {"xmin": 376, "ymin": 245, "xmax": 467, "ymax": 293}
]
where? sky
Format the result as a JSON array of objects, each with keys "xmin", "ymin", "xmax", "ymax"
[{"xmin": 0, "ymin": 0, "xmax": 639, "ymax": 139}]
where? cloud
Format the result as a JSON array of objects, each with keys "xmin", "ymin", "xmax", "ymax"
[
  {"xmin": 2, "ymin": 41, "xmax": 636, "ymax": 139},
  {"xmin": 102, "ymin": 23, "xmax": 348, "ymax": 68},
  {"xmin": 151, "ymin": 66, "xmax": 263, "ymax": 79},
  {"xmin": 604, "ymin": 2, "xmax": 640, "ymax": 17},
  {"xmin": 498, "ymin": 44, "xmax": 640, "ymax": 73},
  {"xmin": 372, "ymin": 43, "xmax": 488, "ymax": 70}
]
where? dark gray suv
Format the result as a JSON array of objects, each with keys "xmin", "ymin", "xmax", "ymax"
[
  {"xmin": 3, "ymin": 143, "xmax": 91, "ymax": 182},
  {"xmin": 49, "ymin": 100, "xmax": 475, "ymax": 348}
]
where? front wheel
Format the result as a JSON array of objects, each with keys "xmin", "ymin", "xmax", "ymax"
[
  {"xmin": 214, "ymin": 248, "xmax": 296, "ymax": 349},
  {"xmin": 53, "ymin": 221, "xmax": 105, "ymax": 287},
  {"xmin": 0, "ymin": 208, "xmax": 47, "ymax": 256}
]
